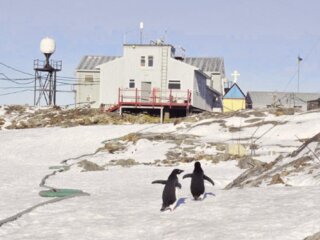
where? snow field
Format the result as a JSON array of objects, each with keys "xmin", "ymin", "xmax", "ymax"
[
  {"xmin": 1, "ymin": 110, "xmax": 320, "ymax": 239},
  {"xmin": 1, "ymin": 165, "xmax": 319, "ymax": 240}
]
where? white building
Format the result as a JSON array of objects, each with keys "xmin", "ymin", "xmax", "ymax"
[
  {"xmin": 247, "ymin": 91, "xmax": 320, "ymax": 111},
  {"xmin": 76, "ymin": 43, "xmax": 225, "ymax": 114}
]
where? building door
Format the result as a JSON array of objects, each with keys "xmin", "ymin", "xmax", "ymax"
[{"xmin": 141, "ymin": 82, "xmax": 151, "ymax": 102}]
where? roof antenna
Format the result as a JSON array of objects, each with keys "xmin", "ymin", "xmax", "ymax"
[
  {"xmin": 162, "ymin": 30, "xmax": 167, "ymax": 43},
  {"xmin": 139, "ymin": 22, "xmax": 144, "ymax": 44}
]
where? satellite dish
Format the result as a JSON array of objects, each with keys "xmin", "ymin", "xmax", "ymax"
[{"xmin": 40, "ymin": 37, "xmax": 56, "ymax": 54}]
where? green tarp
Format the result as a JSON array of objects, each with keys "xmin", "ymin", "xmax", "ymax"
[{"xmin": 39, "ymin": 189, "xmax": 83, "ymax": 197}]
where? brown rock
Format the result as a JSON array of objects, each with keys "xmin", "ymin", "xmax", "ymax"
[
  {"xmin": 78, "ymin": 160, "xmax": 104, "ymax": 171},
  {"xmin": 269, "ymin": 174, "xmax": 285, "ymax": 185},
  {"xmin": 0, "ymin": 118, "xmax": 5, "ymax": 126}
]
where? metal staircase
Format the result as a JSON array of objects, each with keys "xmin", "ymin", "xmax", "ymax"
[{"xmin": 107, "ymin": 104, "xmax": 120, "ymax": 112}]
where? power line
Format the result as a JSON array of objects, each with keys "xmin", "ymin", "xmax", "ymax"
[
  {"xmin": 0, "ymin": 62, "xmax": 33, "ymax": 76},
  {"xmin": 55, "ymin": 77, "xmax": 100, "ymax": 82},
  {"xmin": 0, "ymin": 73, "xmax": 34, "ymax": 85},
  {"xmin": 302, "ymin": 37, "xmax": 320, "ymax": 62},
  {"xmin": 0, "ymin": 86, "xmax": 34, "ymax": 90},
  {"xmin": 0, "ymin": 89, "xmax": 33, "ymax": 97},
  {"xmin": 0, "ymin": 79, "xmax": 35, "ymax": 85},
  {"xmin": 0, "ymin": 77, "xmax": 34, "ymax": 81},
  {"xmin": 56, "ymin": 90, "xmax": 76, "ymax": 93},
  {"xmin": 56, "ymin": 81, "xmax": 99, "ymax": 86},
  {"xmin": 250, "ymin": 36, "xmax": 320, "ymax": 145},
  {"xmin": 281, "ymin": 37, "xmax": 320, "ymax": 92},
  {"xmin": 281, "ymin": 71, "xmax": 298, "ymax": 93},
  {"xmin": 0, "ymin": 61, "xmax": 102, "ymax": 82},
  {"xmin": 57, "ymin": 76, "xmax": 77, "ymax": 79}
]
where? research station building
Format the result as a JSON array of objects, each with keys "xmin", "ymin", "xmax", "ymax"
[{"xmin": 76, "ymin": 42, "xmax": 226, "ymax": 115}]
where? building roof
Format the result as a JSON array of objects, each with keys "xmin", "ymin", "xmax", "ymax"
[
  {"xmin": 123, "ymin": 43, "xmax": 173, "ymax": 47},
  {"xmin": 224, "ymin": 83, "xmax": 246, "ymax": 99},
  {"xmin": 76, "ymin": 56, "xmax": 119, "ymax": 71},
  {"xmin": 308, "ymin": 98, "xmax": 320, "ymax": 103},
  {"xmin": 183, "ymin": 57, "xmax": 225, "ymax": 75},
  {"xmin": 247, "ymin": 91, "xmax": 320, "ymax": 108},
  {"xmin": 76, "ymin": 55, "xmax": 225, "ymax": 75}
]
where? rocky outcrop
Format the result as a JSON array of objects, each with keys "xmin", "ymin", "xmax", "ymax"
[
  {"xmin": 304, "ymin": 232, "xmax": 320, "ymax": 240},
  {"xmin": 225, "ymin": 131, "xmax": 320, "ymax": 189},
  {"xmin": 4, "ymin": 107, "xmax": 164, "ymax": 129},
  {"xmin": 0, "ymin": 117, "xmax": 5, "ymax": 126}
]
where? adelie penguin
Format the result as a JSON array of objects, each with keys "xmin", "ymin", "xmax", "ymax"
[
  {"xmin": 152, "ymin": 169, "xmax": 184, "ymax": 211},
  {"xmin": 183, "ymin": 161, "xmax": 215, "ymax": 200}
]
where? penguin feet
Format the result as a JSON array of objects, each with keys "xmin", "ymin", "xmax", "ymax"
[
  {"xmin": 193, "ymin": 196, "xmax": 202, "ymax": 201},
  {"xmin": 160, "ymin": 206, "xmax": 172, "ymax": 212}
]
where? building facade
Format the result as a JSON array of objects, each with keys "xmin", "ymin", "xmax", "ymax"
[
  {"xmin": 247, "ymin": 91, "xmax": 320, "ymax": 111},
  {"xmin": 222, "ymin": 83, "xmax": 246, "ymax": 112},
  {"xmin": 307, "ymin": 98, "xmax": 320, "ymax": 110},
  {"xmin": 76, "ymin": 43, "xmax": 226, "ymax": 113}
]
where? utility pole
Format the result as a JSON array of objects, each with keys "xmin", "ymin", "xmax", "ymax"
[{"xmin": 297, "ymin": 56, "xmax": 303, "ymax": 93}]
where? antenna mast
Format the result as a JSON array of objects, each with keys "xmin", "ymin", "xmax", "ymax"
[{"xmin": 140, "ymin": 22, "xmax": 144, "ymax": 44}]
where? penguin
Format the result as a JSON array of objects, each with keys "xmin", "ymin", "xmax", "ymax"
[
  {"xmin": 183, "ymin": 161, "xmax": 214, "ymax": 200},
  {"xmin": 152, "ymin": 169, "xmax": 184, "ymax": 211}
]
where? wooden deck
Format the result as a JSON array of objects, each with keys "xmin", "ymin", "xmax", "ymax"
[{"xmin": 117, "ymin": 88, "xmax": 192, "ymax": 109}]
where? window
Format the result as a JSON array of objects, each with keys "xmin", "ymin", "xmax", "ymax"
[
  {"xmin": 129, "ymin": 79, "xmax": 135, "ymax": 88},
  {"xmin": 85, "ymin": 75, "xmax": 93, "ymax": 82},
  {"xmin": 148, "ymin": 56, "xmax": 153, "ymax": 67},
  {"xmin": 140, "ymin": 56, "xmax": 146, "ymax": 67},
  {"xmin": 168, "ymin": 80, "xmax": 181, "ymax": 90}
]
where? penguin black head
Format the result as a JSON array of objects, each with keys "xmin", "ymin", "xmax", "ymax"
[
  {"xmin": 194, "ymin": 161, "xmax": 203, "ymax": 172},
  {"xmin": 194, "ymin": 161, "xmax": 201, "ymax": 168},
  {"xmin": 172, "ymin": 169, "xmax": 184, "ymax": 175}
]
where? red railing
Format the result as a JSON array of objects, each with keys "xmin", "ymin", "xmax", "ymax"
[{"xmin": 118, "ymin": 88, "xmax": 192, "ymax": 109}]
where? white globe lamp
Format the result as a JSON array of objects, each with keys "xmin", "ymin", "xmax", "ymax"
[
  {"xmin": 40, "ymin": 37, "xmax": 56, "ymax": 54},
  {"xmin": 40, "ymin": 37, "xmax": 56, "ymax": 69}
]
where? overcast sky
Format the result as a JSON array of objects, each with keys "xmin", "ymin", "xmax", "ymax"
[{"xmin": 1, "ymin": 0, "xmax": 320, "ymax": 105}]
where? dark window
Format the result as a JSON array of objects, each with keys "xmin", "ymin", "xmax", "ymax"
[
  {"xmin": 140, "ymin": 56, "xmax": 145, "ymax": 67},
  {"xmin": 129, "ymin": 79, "xmax": 135, "ymax": 88},
  {"xmin": 148, "ymin": 56, "xmax": 153, "ymax": 67},
  {"xmin": 168, "ymin": 80, "xmax": 181, "ymax": 90},
  {"xmin": 85, "ymin": 75, "xmax": 93, "ymax": 82}
]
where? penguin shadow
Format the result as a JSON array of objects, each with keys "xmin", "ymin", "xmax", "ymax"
[
  {"xmin": 190, "ymin": 192, "xmax": 216, "ymax": 202},
  {"xmin": 173, "ymin": 197, "xmax": 187, "ymax": 210},
  {"xmin": 170, "ymin": 193, "xmax": 215, "ymax": 211},
  {"xmin": 202, "ymin": 192, "xmax": 215, "ymax": 201}
]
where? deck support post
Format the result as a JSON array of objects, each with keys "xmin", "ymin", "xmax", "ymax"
[{"xmin": 160, "ymin": 107, "xmax": 163, "ymax": 124}]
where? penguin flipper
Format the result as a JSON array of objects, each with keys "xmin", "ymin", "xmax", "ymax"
[
  {"xmin": 152, "ymin": 180, "xmax": 167, "ymax": 184},
  {"xmin": 204, "ymin": 175, "xmax": 215, "ymax": 186},
  {"xmin": 183, "ymin": 173, "xmax": 193, "ymax": 179},
  {"xmin": 175, "ymin": 182, "xmax": 182, "ymax": 189}
]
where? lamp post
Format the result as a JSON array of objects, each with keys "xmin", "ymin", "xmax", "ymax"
[{"xmin": 34, "ymin": 37, "xmax": 61, "ymax": 106}]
